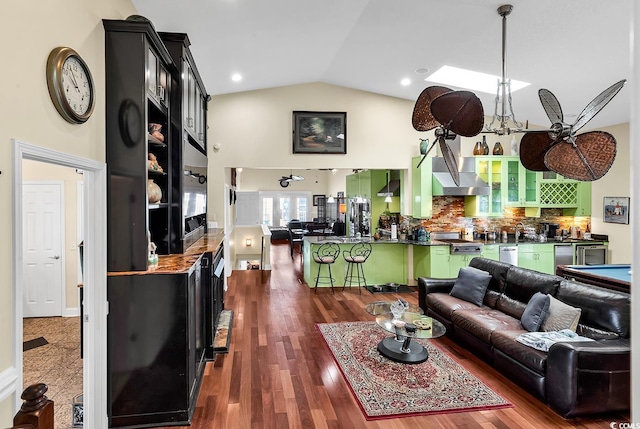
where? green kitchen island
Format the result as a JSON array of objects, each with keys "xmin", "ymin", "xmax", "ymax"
[{"xmin": 302, "ymin": 236, "xmax": 448, "ymax": 289}]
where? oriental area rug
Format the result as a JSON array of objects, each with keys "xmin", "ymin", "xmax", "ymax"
[{"xmin": 316, "ymin": 321, "xmax": 512, "ymax": 420}]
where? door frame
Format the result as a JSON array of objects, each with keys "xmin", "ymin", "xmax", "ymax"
[
  {"xmin": 12, "ymin": 139, "xmax": 108, "ymax": 428},
  {"xmin": 22, "ymin": 181, "xmax": 66, "ymax": 318}
]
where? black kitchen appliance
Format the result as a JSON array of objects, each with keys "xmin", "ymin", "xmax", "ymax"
[{"xmin": 540, "ymin": 222, "xmax": 559, "ymax": 238}]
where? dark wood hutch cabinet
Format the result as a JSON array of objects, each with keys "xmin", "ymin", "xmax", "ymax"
[{"xmin": 103, "ymin": 19, "xmax": 218, "ymax": 429}]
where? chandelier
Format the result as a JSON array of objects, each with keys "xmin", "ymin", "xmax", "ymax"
[{"xmin": 484, "ymin": 4, "xmax": 525, "ymax": 136}]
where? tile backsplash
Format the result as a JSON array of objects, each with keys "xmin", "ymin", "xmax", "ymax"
[{"xmin": 400, "ymin": 196, "xmax": 590, "ymax": 236}]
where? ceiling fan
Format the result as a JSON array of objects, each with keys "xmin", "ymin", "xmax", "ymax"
[
  {"xmin": 278, "ymin": 173, "xmax": 304, "ymax": 188},
  {"xmin": 519, "ymin": 79, "xmax": 626, "ymax": 181},
  {"xmin": 411, "ymin": 86, "xmax": 485, "ymax": 185}
]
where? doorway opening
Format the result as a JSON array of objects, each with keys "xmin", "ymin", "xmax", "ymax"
[{"xmin": 12, "ymin": 140, "xmax": 108, "ymax": 428}]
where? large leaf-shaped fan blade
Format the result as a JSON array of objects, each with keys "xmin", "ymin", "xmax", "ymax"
[
  {"xmin": 439, "ymin": 136, "xmax": 460, "ymax": 186},
  {"xmin": 412, "ymin": 86, "xmax": 452, "ymax": 131},
  {"xmin": 430, "ymin": 91, "xmax": 484, "ymax": 137},
  {"xmin": 572, "ymin": 79, "xmax": 626, "ymax": 133},
  {"xmin": 544, "ymin": 131, "xmax": 617, "ymax": 181},
  {"xmin": 539, "ymin": 89, "xmax": 563, "ymax": 124},
  {"xmin": 519, "ymin": 132, "xmax": 555, "ymax": 171}
]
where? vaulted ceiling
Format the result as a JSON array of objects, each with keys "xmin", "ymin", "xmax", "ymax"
[{"xmin": 132, "ymin": 0, "xmax": 632, "ymax": 130}]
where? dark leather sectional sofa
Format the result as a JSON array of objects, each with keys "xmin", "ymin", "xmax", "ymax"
[{"xmin": 418, "ymin": 257, "xmax": 630, "ymax": 418}]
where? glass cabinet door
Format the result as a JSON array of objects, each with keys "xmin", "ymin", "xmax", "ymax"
[
  {"xmin": 147, "ymin": 48, "xmax": 158, "ymax": 98},
  {"xmin": 490, "ymin": 159, "xmax": 503, "ymax": 214}
]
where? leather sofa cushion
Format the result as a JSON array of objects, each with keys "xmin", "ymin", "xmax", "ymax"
[
  {"xmin": 469, "ymin": 257, "xmax": 510, "ymax": 307},
  {"xmin": 451, "ymin": 308, "xmax": 522, "ymax": 343},
  {"xmin": 492, "ymin": 330, "xmax": 548, "ymax": 374},
  {"xmin": 450, "ymin": 266, "xmax": 492, "ymax": 306},
  {"xmin": 425, "ymin": 293, "xmax": 480, "ymax": 319},
  {"xmin": 496, "ymin": 267, "xmax": 561, "ymax": 318},
  {"xmin": 556, "ymin": 280, "xmax": 630, "ymax": 339}
]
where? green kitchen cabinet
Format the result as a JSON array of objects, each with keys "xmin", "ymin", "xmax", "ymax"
[
  {"xmin": 481, "ymin": 244, "xmax": 500, "ymax": 261},
  {"xmin": 465, "ymin": 157, "xmax": 505, "ymax": 217},
  {"xmin": 346, "ymin": 170, "xmax": 372, "ymax": 199},
  {"xmin": 413, "ymin": 245, "xmax": 476, "ymax": 279},
  {"xmin": 538, "ymin": 172, "xmax": 579, "ymax": 208},
  {"xmin": 517, "ymin": 243, "xmax": 556, "ymax": 275},
  {"xmin": 411, "ymin": 156, "xmax": 433, "ymax": 218},
  {"xmin": 504, "ymin": 156, "xmax": 539, "ymax": 207},
  {"xmin": 449, "ymin": 254, "xmax": 473, "ymax": 277},
  {"xmin": 345, "ymin": 174, "xmax": 359, "ymax": 198},
  {"xmin": 413, "ymin": 245, "xmax": 448, "ymax": 278},
  {"xmin": 564, "ymin": 181, "xmax": 592, "ymax": 216}
]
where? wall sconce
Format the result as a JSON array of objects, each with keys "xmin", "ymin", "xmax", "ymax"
[
  {"xmin": 384, "ymin": 195, "xmax": 393, "ymax": 203},
  {"xmin": 327, "ymin": 195, "xmax": 335, "ymax": 203},
  {"xmin": 245, "ymin": 238, "xmax": 252, "ymax": 247}
]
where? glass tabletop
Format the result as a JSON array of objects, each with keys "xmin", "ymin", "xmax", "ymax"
[
  {"xmin": 365, "ymin": 301, "xmax": 424, "ymax": 316},
  {"xmin": 375, "ymin": 312, "xmax": 446, "ymax": 340}
]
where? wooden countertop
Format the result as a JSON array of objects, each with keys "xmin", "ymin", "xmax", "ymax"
[{"xmin": 108, "ymin": 229, "xmax": 224, "ymax": 276}]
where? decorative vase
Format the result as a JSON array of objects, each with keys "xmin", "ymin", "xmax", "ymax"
[
  {"xmin": 420, "ymin": 139, "xmax": 429, "ymax": 155},
  {"xmin": 481, "ymin": 136, "xmax": 489, "ymax": 155},
  {"xmin": 510, "ymin": 136, "xmax": 518, "ymax": 155},
  {"xmin": 148, "ymin": 123, "xmax": 164, "ymax": 142},
  {"xmin": 493, "ymin": 142, "xmax": 504, "ymax": 155},
  {"xmin": 147, "ymin": 179, "xmax": 162, "ymax": 203},
  {"xmin": 473, "ymin": 141, "xmax": 484, "ymax": 155}
]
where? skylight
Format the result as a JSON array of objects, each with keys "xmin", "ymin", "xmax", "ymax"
[{"xmin": 425, "ymin": 65, "xmax": 530, "ymax": 94}]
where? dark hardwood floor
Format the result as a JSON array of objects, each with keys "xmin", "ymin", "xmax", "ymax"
[{"xmin": 164, "ymin": 243, "xmax": 629, "ymax": 428}]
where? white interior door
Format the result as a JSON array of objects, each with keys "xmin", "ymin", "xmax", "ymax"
[{"xmin": 23, "ymin": 182, "xmax": 64, "ymax": 317}]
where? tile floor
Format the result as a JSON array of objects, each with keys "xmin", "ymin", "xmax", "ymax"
[{"xmin": 23, "ymin": 316, "xmax": 82, "ymax": 428}]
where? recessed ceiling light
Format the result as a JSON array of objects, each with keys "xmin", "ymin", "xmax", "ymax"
[
  {"xmin": 400, "ymin": 78, "xmax": 411, "ymax": 86},
  {"xmin": 425, "ymin": 65, "xmax": 529, "ymax": 94},
  {"xmin": 231, "ymin": 73, "xmax": 242, "ymax": 82}
]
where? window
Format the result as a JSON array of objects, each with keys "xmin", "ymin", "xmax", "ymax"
[{"xmin": 259, "ymin": 191, "xmax": 311, "ymax": 226}]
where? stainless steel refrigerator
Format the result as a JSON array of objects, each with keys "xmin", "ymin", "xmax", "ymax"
[{"xmin": 347, "ymin": 198, "xmax": 371, "ymax": 237}]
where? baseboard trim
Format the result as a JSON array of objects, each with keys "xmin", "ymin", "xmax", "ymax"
[
  {"xmin": 64, "ymin": 307, "xmax": 80, "ymax": 317},
  {"xmin": 0, "ymin": 366, "xmax": 19, "ymax": 402}
]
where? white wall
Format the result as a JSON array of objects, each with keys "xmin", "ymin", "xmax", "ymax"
[
  {"xmin": 1, "ymin": 0, "xmax": 137, "ymax": 424},
  {"xmin": 208, "ymin": 83, "xmax": 430, "ymax": 223},
  {"xmin": 590, "ymin": 123, "xmax": 631, "ymax": 263}
]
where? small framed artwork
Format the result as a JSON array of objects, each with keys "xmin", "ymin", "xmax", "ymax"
[
  {"xmin": 603, "ymin": 197, "xmax": 630, "ymax": 224},
  {"xmin": 313, "ymin": 195, "xmax": 325, "ymax": 206},
  {"xmin": 293, "ymin": 111, "xmax": 346, "ymax": 154}
]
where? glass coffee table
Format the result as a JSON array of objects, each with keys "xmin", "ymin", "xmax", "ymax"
[
  {"xmin": 374, "ymin": 312, "xmax": 446, "ymax": 364},
  {"xmin": 365, "ymin": 301, "xmax": 424, "ymax": 316}
]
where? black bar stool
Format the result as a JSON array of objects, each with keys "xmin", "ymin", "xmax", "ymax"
[
  {"xmin": 312, "ymin": 242, "xmax": 340, "ymax": 293},
  {"xmin": 342, "ymin": 242, "xmax": 372, "ymax": 294}
]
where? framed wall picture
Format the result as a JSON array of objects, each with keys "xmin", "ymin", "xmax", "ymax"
[
  {"xmin": 293, "ymin": 111, "xmax": 346, "ymax": 154},
  {"xmin": 313, "ymin": 194, "xmax": 325, "ymax": 206},
  {"xmin": 603, "ymin": 197, "xmax": 630, "ymax": 224}
]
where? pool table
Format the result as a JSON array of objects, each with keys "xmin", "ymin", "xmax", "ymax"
[{"xmin": 556, "ymin": 264, "xmax": 631, "ymax": 292}]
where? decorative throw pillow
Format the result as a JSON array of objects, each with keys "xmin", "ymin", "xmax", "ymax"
[
  {"xmin": 541, "ymin": 295, "xmax": 582, "ymax": 332},
  {"xmin": 521, "ymin": 292, "xmax": 551, "ymax": 332},
  {"xmin": 449, "ymin": 266, "xmax": 492, "ymax": 306}
]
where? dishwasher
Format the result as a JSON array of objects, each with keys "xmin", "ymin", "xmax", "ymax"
[{"xmin": 499, "ymin": 246, "xmax": 518, "ymax": 266}]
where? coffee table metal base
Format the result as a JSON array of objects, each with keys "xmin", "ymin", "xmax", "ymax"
[{"xmin": 377, "ymin": 337, "xmax": 429, "ymax": 364}]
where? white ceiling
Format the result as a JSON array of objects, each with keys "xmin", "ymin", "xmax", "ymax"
[{"xmin": 131, "ymin": 0, "xmax": 632, "ymax": 131}]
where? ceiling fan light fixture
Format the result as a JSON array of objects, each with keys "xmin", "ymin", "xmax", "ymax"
[{"xmin": 484, "ymin": 4, "xmax": 527, "ymax": 136}]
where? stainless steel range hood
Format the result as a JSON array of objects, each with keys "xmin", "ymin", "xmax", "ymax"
[
  {"xmin": 376, "ymin": 170, "xmax": 401, "ymax": 197},
  {"xmin": 431, "ymin": 136, "xmax": 489, "ymax": 196}
]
